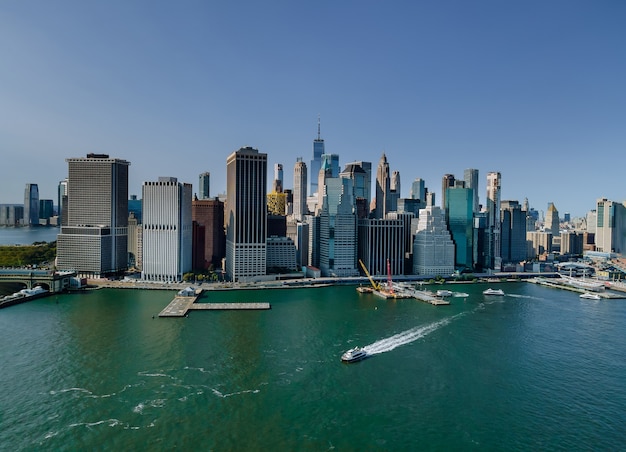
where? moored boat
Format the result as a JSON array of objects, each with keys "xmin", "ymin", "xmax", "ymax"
[{"xmin": 579, "ymin": 292, "xmax": 601, "ymax": 300}]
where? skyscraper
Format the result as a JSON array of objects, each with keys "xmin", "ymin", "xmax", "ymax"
[
  {"xmin": 500, "ymin": 200, "xmax": 528, "ymax": 264},
  {"xmin": 24, "ymin": 183, "xmax": 39, "ymax": 226},
  {"xmin": 412, "ymin": 203, "xmax": 455, "ymax": 276},
  {"xmin": 225, "ymin": 146, "xmax": 267, "ymax": 282},
  {"xmin": 292, "ymin": 158, "xmax": 308, "ymax": 221},
  {"xmin": 463, "ymin": 168, "xmax": 479, "ymax": 213},
  {"xmin": 310, "ymin": 117, "xmax": 324, "ymax": 196},
  {"xmin": 445, "ymin": 185, "xmax": 474, "ymax": 270},
  {"xmin": 545, "ymin": 202, "xmax": 560, "ymax": 236},
  {"xmin": 410, "ymin": 178, "xmax": 426, "ymax": 202},
  {"xmin": 192, "ymin": 196, "xmax": 226, "ymax": 269},
  {"xmin": 142, "ymin": 177, "xmax": 192, "ymax": 282},
  {"xmin": 58, "ymin": 178, "xmax": 68, "ymax": 226},
  {"xmin": 272, "ymin": 163, "xmax": 284, "ymax": 193},
  {"xmin": 198, "ymin": 172, "xmax": 210, "ymax": 199},
  {"xmin": 373, "ymin": 153, "xmax": 391, "ymax": 219},
  {"xmin": 486, "ymin": 172, "xmax": 502, "ymax": 270},
  {"xmin": 57, "ymin": 154, "xmax": 130, "ymax": 276},
  {"xmin": 441, "ymin": 174, "xmax": 455, "ymax": 210}
]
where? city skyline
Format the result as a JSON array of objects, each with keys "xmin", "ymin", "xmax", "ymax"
[{"xmin": 1, "ymin": 1, "xmax": 625, "ymax": 218}]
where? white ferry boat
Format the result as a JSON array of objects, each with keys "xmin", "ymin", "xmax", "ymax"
[
  {"xmin": 341, "ymin": 347, "xmax": 368, "ymax": 363},
  {"xmin": 483, "ymin": 288, "xmax": 505, "ymax": 296}
]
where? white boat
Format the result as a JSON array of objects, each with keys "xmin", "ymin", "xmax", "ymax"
[
  {"xmin": 436, "ymin": 290, "xmax": 453, "ymax": 297},
  {"xmin": 483, "ymin": 288, "xmax": 505, "ymax": 296},
  {"xmin": 452, "ymin": 292, "xmax": 469, "ymax": 298},
  {"xmin": 580, "ymin": 292, "xmax": 601, "ymax": 300},
  {"xmin": 341, "ymin": 346, "xmax": 368, "ymax": 363}
]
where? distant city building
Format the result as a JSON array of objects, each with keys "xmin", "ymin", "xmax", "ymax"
[
  {"xmin": 412, "ymin": 204, "xmax": 455, "ymax": 276},
  {"xmin": 373, "ymin": 153, "xmax": 391, "ymax": 219},
  {"xmin": 128, "ymin": 195, "xmax": 142, "ymax": 223},
  {"xmin": 527, "ymin": 231, "xmax": 552, "ymax": 257},
  {"xmin": 225, "ymin": 146, "xmax": 267, "ymax": 282},
  {"xmin": 272, "ymin": 163, "xmax": 283, "ymax": 193},
  {"xmin": 58, "ymin": 178, "xmax": 68, "ymax": 226},
  {"xmin": 57, "ymin": 154, "xmax": 130, "ymax": 277},
  {"xmin": 39, "ymin": 199, "xmax": 54, "ymax": 224},
  {"xmin": 24, "ymin": 183, "xmax": 39, "ymax": 226},
  {"xmin": 267, "ymin": 192, "xmax": 287, "ymax": 216},
  {"xmin": 352, "ymin": 161, "xmax": 372, "ymax": 212},
  {"xmin": 446, "ymin": 185, "xmax": 474, "ymax": 270},
  {"xmin": 266, "ymin": 236, "xmax": 297, "ymax": 271},
  {"xmin": 463, "ymin": 168, "xmax": 480, "ymax": 213},
  {"xmin": 310, "ymin": 117, "xmax": 324, "ymax": 196},
  {"xmin": 0, "ymin": 205, "xmax": 23, "ymax": 226},
  {"xmin": 545, "ymin": 202, "xmax": 560, "ymax": 235},
  {"xmin": 340, "ymin": 163, "xmax": 369, "ymax": 219},
  {"xmin": 410, "ymin": 178, "xmax": 426, "ymax": 203},
  {"xmin": 142, "ymin": 177, "xmax": 192, "ymax": 282},
  {"xmin": 128, "ymin": 211, "xmax": 142, "ymax": 270},
  {"xmin": 292, "ymin": 158, "xmax": 308, "ymax": 221},
  {"xmin": 198, "ymin": 172, "xmax": 210, "ymax": 200},
  {"xmin": 192, "ymin": 196, "xmax": 225, "ymax": 270},
  {"xmin": 500, "ymin": 200, "xmax": 527, "ymax": 263},
  {"xmin": 486, "ymin": 172, "xmax": 502, "ymax": 270},
  {"xmin": 560, "ymin": 231, "xmax": 584, "ymax": 256},
  {"xmin": 441, "ymin": 174, "xmax": 455, "ymax": 210},
  {"xmin": 595, "ymin": 198, "xmax": 626, "ymax": 254}
]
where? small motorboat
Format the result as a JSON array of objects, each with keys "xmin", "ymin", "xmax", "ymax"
[
  {"xmin": 483, "ymin": 288, "xmax": 505, "ymax": 296},
  {"xmin": 579, "ymin": 292, "xmax": 601, "ymax": 300},
  {"xmin": 341, "ymin": 346, "xmax": 368, "ymax": 363},
  {"xmin": 436, "ymin": 290, "xmax": 453, "ymax": 297}
]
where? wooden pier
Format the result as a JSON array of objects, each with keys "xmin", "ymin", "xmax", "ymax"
[{"xmin": 158, "ymin": 289, "xmax": 271, "ymax": 317}]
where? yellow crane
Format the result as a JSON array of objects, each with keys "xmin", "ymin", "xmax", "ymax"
[{"xmin": 359, "ymin": 259, "xmax": 381, "ymax": 291}]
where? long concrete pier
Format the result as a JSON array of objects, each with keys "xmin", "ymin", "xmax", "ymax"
[{"xmin": 158, "ymin": 289, "xmax": 271, "ymax": 317}]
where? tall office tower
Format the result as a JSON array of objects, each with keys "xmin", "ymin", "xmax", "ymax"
[
  {"xmin": 0, "ymin": 205, "xmax": 23, "ymax": 226},
  {"xmin": 464, "ymin": 168, "xmax": 480, "ymax": 213},
  {"xmin": 352, "ymin": 161, "xmax": 372, "ymax": 213},
  {"xmin": 58, "ymin": 178, "xmax": 68, "ymax": 226},
  {"xmin": 595, "ymin": 198, "xmax": 626, "ymax": 254},
  {"xmin": 389, "ymin": 170, "xmax": 400, "ymax": 213},
  {"xmin": 24, "ymin": 183, "xmax": 39, "ymax": 226},
  {"xmin": 272, "ymin": 163, "xmax": 284, "ymax": 193},
  {"xmin": 500, "ymin": 200, "xmax": 528, "ymax": 264},
  {"xmin": 560, "ymin": 231, "xmax": 584, "ymax": 256},
  {"xmin": 386, "ymin": 211, "xmax": 415, "ymax": 264},
  {"xmin": 526, "ymin": 231, "xmax": 553, "ymax": 257},
  {"xmin": 141, "ymin": 177, "xmax": 192, "ymax": 282},
  {"xmin": 292, "ymin": 158, "xmax": 308, "ymax": 221},
  {"xmin": 225, "ymin": 146, "xmax": 267, "ymax": 282},
  {"xmin": 198, "ymin": 172, "xmax": 210, "ymax": 200},
  {"xmin": 412, "ymin": 204, "xmax": 455, "ymax": 276},
  {"xmin": 310, "ymin": 117, "xmax": 324, "ymax": 195},
  {"xmin": 307, "ymin": 214, "xmax": 321, "ymax": 268},
  {"xmin": 340, "ymin": 163, "xmax": 369, "ymax": 218},
  {"xmin": 445, "ymin": 186, "xmax": 474, "ymax": 270},
  {"xmin": 57, "ymin": 154, "xmax": 130, "ymax": 276},
  {"xmin": 441, "ymin": 174, "xmax": 455, "ymax": 210},
  {"xmin": 410, "ymin": 178, "xmax": 426, "ymax": 202},
  {"xmin": 586, "ymin": 209, "xmax": 597, "ymax": 234},
  {"xmin": 373, "ymin": 153, "xmax": 391, "ymax": 219},
  {"xmin": 545, "ymin": 202, "xmax": 560, "ymax": 236},
  {"xmin": 319, "ymin": 175, "xmax": 358, "ymax": 277},
  {"xmin": 192, "ymin": 196, "xmax": 226, "ymax": 269},
  {"xmin": 358, "ymin": 218, "xmax": 406, "ymax": 277},
  {"xmin": 486, "ymin": 172, "xmax": 502, "ymax": 270}
]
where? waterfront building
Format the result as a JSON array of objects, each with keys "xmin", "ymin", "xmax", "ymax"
[
  {"xmin": 501, "ymin": 200, "xmax": 528, "ymax": 263},
  {"xmin": 24, "ymin": 183, "xmax": 39, "ymax": 226},
  {"xmin": 595, "ymin": 198, "xmax": 626, "ymax": 254},
  {"xmin": 560, "ymin": 231, "xmax": 584, "ymax": 256},
  {"xmin": 473, "ymin": 212, "xmax": 488, "ymax": 272},
  {"xmin": 39, "ymin": 199, "xmax": 54, "ymax": 224},
  {"xmin": 319, "ymin": 164, "xmax": 358, "ymax": 277},
  {"xmin": 358, "ymin": 218, "xmax": 405, "ymax": 277},
  {"xmin": 192, "ymin": 196, "xmax": 225, "ymax": 269},
  {"xmin": 445, "ymin": 186, "xmax": 474, "ymax": 270},
  {"xmin": 57, "ymin": 154, "xmax": 130, "ymax": 277},
  {"xmin": 198, "ymin": 172, "xmax": 210, "ymax": 200},
  {"xmin": 464, "ymin": 168, "xmax": 480, "ymax": 213},
  {"xmin": 142, "ymin": 177, "xmax": 192, "ymax": 282},
  {"xmin": 292, "ymin": 158, "xmax": 308, "ymax": 221},
  {"xmin": 310, "ymin": 117, "xmax": 324, "ymax": 196},
  {"xmin": 0, "ymin": 204, "xmax": 23, "ymax": 226},
  {"xmin": 225, "ymin": 146, "xmax": 267, "ymax": 282},
  {"xmin": 58, "ymin": 178, "xmax": 68, "ymax": 226},
  {"xmin": 412, "ymin": 201, "xmax": 455, "ymax": 276},
  {"xmin": 486, "ymin": 172, "xmax": 502, "ymax": 270},
  {"xmin": 373, "ymin": 153, "xmax": 391, "ymax": 219},
  {"xmin": 545, "ymin": 202, "xmax": 560, "ymax": 235},
  {"xmin": 266, "ymin": 236, "xmax": 297, "ymax": 272},
  {"xmin": 387, "ymin": 211, "xmax": 416, "ymax": 267}
]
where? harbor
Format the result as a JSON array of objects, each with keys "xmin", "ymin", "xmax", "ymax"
[{"xmin": 158, "ymin": 287, "xmax": 271, "ymax": 317}]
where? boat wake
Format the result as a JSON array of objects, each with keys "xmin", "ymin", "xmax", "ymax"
[{"xmin": 362, "ymin": 313, "xmax": 466, "ymax": 355}]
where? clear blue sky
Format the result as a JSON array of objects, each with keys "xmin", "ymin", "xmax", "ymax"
[{"xmin": 1, "ymin": 0, "xmax": 624, "ymax": 218}]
